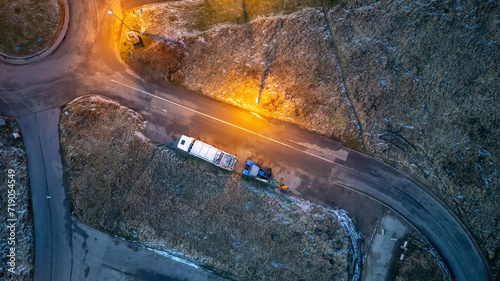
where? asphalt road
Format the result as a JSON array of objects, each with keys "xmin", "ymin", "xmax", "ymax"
[{"xmin": 0, "ymin": 0, "xmax": 491, "ymax": 280}]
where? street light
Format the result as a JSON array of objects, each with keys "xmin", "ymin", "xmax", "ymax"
[{"xmin": 108, "ymin": 10, "xmax": 133, "ymax": 31}]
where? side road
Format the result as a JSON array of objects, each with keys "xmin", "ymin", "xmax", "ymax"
[
  {"xmin": 71, "ymin": 217, "xmax": 226, "ymax": 281},
  {"xmin": 17, "ymin": 108, "xmax": 72, "ymax": 281},
  {"xmin": 17, "ymin": 108, "xmax": 227, "ymax": 281}
]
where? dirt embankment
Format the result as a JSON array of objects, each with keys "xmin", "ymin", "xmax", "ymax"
[
  {"xmin": 0, "ymin": 117, "xmax": 34, "ymax": 280},
  {"xmin": 60, "ymin": 96, "xmax": 353, "ymax": 280},
  {"xmin": 120, "ymin": 0, "xmax": 500, "ymax": 277}
]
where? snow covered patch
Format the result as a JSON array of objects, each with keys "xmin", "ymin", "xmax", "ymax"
[
  {"xmin": 134, "ymin": 131, "xmax": 148, "ymax": 142},
  {"xmin": 147, "ymin": 247, "xmax": 200, "ymax": 268},
  {"xmin": 161, "ymin": 147, "xmax": 179, "ymax": 161},
  {"xmin": 69, "ymin": 95, "xmax": 121, "ymax": 107}
]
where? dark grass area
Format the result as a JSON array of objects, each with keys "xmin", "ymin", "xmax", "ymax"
[
  {"xmin": 0, "ymin": 0, "xmax": 62, "ymax": 56},
  {"xmin": 0, "ymin": 117, "xmax": 34, "ymax": 281},
  {"xmin": 0, "ymin": 117, "xmax": 24, "ymax": 149},
  {"xmin": 392, "ymin": 234, "xmax": 449, "ymax": 281},
  {"xmin": 327, "ymin": 1, "xmax": 500, "ymax": 276}
]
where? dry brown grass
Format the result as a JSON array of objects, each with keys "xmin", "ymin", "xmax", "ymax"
[
  {"xmin": 60, "ymin": 96, "xmax": 153, "ymax": 226},
  {"xmin": 121, "ymin": 6, "xmax": 360, "ymax": 145},
  {"xmin": 326, "ymin": 1, "xmax": 500, "ymax": 276},
  {"xmin": 0, "ymin": 117, "xmax": 34, "ymax": 280},
  {"xmin": 60, "ymin": 96, "xmax": 351, "ymax": 280},
  {"xmin": 121, "ymin": 37, "xmax": 185, "ymax": 85},
  {"xmin": 179, "ymin": 9, "xmax": 358, "ymax": 143},
  {"xmin": 120, "ymin": 0, "xmax": 500, "ymax": 277}
]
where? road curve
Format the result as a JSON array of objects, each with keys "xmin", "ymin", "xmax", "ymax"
[{"xmin": 0, "ymin": 0, "xmax": 491, "ymax": 280}]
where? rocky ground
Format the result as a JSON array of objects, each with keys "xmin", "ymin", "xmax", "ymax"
[
  {"xmin": 120, "ymin": 0, "xmax": 499, "ymax": 277},
  {"xmin": 60, "ymin": 96, "xmax": 357, "ymax": 280},
  {"xmin": 0, "ymin": 0, "xmax": 62, "ymax": 56},
  {"xmin": 0, "ymin": 117, "xmax": 34, "ymax": 280}
]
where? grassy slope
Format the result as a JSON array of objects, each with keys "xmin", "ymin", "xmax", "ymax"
[
  {"xmin": 0, "ymin": 118, "xmax": 34, "ymax": 280},
  {"xmin": 120, "ymin": 0, "xmax": 499, "ymax": 277},
  {"xmin": 328, "ymin": 1, "xmax": 499, "ymax": 276},
  {"xmin": 60, "ymin": 96, "xmax": 351, "ymax": 281}
]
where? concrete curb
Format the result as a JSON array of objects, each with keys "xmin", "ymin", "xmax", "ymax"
[{"xmin": 0, "ymin": 0, "xmax": 69, "ymax": 65}]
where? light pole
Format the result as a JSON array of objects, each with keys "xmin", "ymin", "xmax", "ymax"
[{"xmin": 108, "ymin": 10, "xmax": 133, "ymax": 31}]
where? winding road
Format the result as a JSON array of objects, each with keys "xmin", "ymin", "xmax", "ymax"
[{"xmin": 0, "ymin": 0, "xmax": 491, "ymax": 280}]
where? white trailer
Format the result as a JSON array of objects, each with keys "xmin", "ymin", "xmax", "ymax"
[{"xmin": 177, "ymin": 135, "xmax": 237, "ymax": 171}]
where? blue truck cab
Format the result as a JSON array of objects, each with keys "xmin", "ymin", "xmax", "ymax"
[{"xmin": 243, "ymin": 160, "xmax": 272, "ymax": 180}]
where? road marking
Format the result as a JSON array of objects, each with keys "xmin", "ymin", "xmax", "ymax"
[{"xmin": 111, "ymin": 79, "xmax": 336, "ymax": 164}]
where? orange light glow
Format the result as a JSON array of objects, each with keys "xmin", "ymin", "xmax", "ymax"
[{"xmin": 250, "ymin": 112, "xmax": 265, "ymax": 120}]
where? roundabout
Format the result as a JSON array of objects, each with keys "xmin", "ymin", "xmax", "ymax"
[{"xmin": 0, "ymin": 0, "xmax": 69, "ymax": 65}]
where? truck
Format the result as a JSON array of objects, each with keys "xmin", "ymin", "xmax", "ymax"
[
  {"xmin": 177, "ymin": 135, "xmax": 237, "ymax": 171},
  {"xmin": 243, "ymin": 160, "xmax": 288, "ymax": 189},
  {"xmin": 243, "ymin": 160, "xmax": 272, "ymax": 181}
]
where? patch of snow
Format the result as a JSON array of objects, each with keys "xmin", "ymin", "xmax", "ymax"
[
  {"xmin": 481, "ymin": 174, "xmax": 491, "ymax": 188},
  {"xmin": 423, "ymin": 169, "xmax": 439, "ymax": 179},
  {"xmin": 345, "ymin": 96, "xmax": 352, "ymax": 106},
  {"xmin": 479, "ymin": 149, "xmax": 492, "ymax": 157},
  {"xmin": 148, "ymin": 248, "xmax": 200, "ymax": 268},
  {"xmin": 398, "ymin": 123, "xmax": 414, "ymax": 129},
  {"xmin": 134, "ymin": 131, "xmax": 148, "ymax": 142}
]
